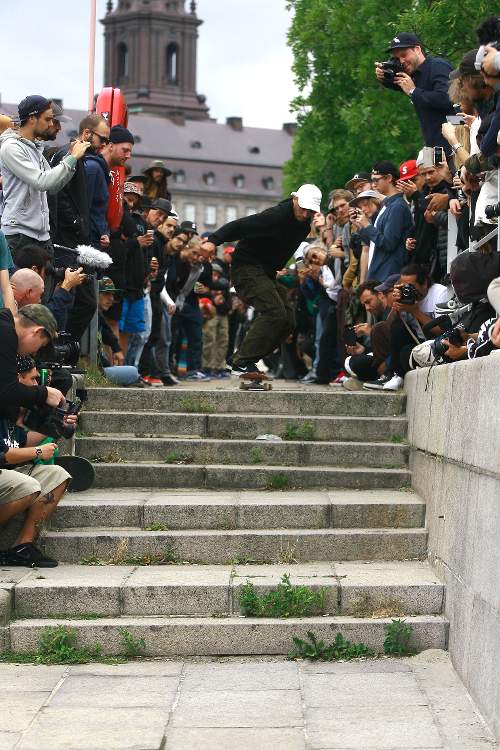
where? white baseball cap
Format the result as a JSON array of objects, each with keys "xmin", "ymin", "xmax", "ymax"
[{"xmin": 291, "ymin": 184, "xmax": 322, "ymax": 212}]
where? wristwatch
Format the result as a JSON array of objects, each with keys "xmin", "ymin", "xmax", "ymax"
[
  {"xmin": 451, "ymin": 143, "xmax": 463, "ymax": 153},
  {"xmin": 34, "ymin": 447, "xmax": 43, "ymax": 459}
]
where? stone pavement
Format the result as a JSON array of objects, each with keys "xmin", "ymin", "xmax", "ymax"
[{"xmin": 0, "ymin": 650, "xmax": 497, "ymax": 750}]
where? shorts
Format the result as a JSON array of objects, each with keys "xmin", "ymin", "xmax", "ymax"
[
  {"xmin": 0, "ymin": 464, "xmax": 71, "ymax": 506},
  {"xmin": 119, "ymin": 297, "xmax": 146, "ymax": 334}
]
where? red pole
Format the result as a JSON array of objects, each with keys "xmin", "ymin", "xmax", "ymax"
[{"xmin": 88, "ymin": 0, "xmax": 97, "ymax": 112}]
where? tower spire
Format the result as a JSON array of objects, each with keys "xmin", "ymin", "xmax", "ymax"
[{"xmin": 190, "ymin": 1, "xmax": 197, "ymax": 14}]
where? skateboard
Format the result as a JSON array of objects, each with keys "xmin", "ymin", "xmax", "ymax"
[{"xmin": 239, "ymin": 373, "xmax": 272, "ymax": 391}]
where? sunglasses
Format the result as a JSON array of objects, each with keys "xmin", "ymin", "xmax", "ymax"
[{"xmin": 92, "ymin": 131, "xmax": 110, "ymax": 145}]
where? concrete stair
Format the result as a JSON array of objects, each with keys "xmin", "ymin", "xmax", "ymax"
[{"xmin": 0, "ymin": 385, "xmax": 448, "ymax": 656}]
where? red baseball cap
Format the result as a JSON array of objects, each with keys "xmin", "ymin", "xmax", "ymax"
[{"xmin": 399, "ymin": 160, "xmax": 419, "ymax": 181}]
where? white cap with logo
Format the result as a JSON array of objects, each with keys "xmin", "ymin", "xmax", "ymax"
[{"xmin": 291, "ymin": 184, "xmax": 322, "ymax": 212}]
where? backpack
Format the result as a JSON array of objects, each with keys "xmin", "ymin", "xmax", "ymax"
[{"xmin": 450, "ymin": 250, "xmax": 500, "ymax": 303}]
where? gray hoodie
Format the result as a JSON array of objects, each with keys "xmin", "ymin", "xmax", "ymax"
[{"xmin": 0, "ymin": 128, "xmax": 77, "ymax": 241}]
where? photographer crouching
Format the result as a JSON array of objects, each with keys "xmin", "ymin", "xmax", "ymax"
[{"xmin": 0, "ymin": 304, "xmax": 72, "ymax": 567}]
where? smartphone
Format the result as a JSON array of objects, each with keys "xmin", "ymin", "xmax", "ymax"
[
  {"xmin": 344, "ymin": 326, "xmax": 357, "ymax": 346},
  {"xmin": 422, "ymin": 146, "xmax": 445, "ymax": 167},
  {"xmin": 446, "ymin": 115, "xmax": 465, "ymax": 125},
  {"xmin": 146, "ymin": 229, "xmax": 155, "ymax": 237}
]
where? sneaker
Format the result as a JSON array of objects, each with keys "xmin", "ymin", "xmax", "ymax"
[
  {"xmin": 382, "ymin": 374, "xmax": 404, "ymax": 391},
  {"xmin": 138, "ymin": 376, "xmax": 152, "ymax": 387},
  {"xmin": 231, "ymin": 361, "xmax": 259, "ymax": 375},
  {"xmin": 123, "ymin": 378, "xmax": 146, "ymax": 388},
  {"xmin": 342, "ymin": 377, "xmax": 364, "ymax": 391},
  {"xmin": 142, "ymin": 375, "xmax": 163, "ymax": 387},
  {"xmin": 161, "ymin": 374, "xmax": 179, "ymax": 386},
  {"xmin": 214, "ymin": 370, "xmax": 231, "ymax": 379},
  {"xmin": 186, "ymin": 370, "xmax": 212, "ymax": 380},
  {"xmin": 301, "ymin": 370, "xmax": 317, "ymax": 383},
  {"xmin": 363, "ymin": 373, "xmax": 394, "ymax": 390},
  {"xmin": 329, "ymin": 371, "xmax": 348, "ymax": 386},
  {"xmin": 4, "ymin": 543, "xmax": 58, "ymax": 568}
]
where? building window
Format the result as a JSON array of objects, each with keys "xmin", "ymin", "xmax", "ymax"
[
  {"xmin": 166, "ymin": 43, "xmax": 179, "ymax": 85},
  {"xmin": 245, "ymin": 207, "xmax": 256, "ymax": 217},
  {"xmin": 233, "ymin": 174, "xmax": 245, "ymax": 188},
  {"xmin": 205, "ymin": 205, "xmax": 217, "ymax": 226},
  {"xmin": 203, "ymin": 172, "xmax": 216, "ymax": 186},
  {"xmin": 262, "ymin": 177, "xmax": 275, "ymax": 190},
  {"xmin": 173, "ymin": 169, "xmax": 185, "ymax": 184},
  {"xmin": 117, "ymin": 42, "xmax": 129, "ymax": 79},
  {"xmin": 184, "ymin": 203, "xmax": 196, "ymax": 223},
  {"xmin": 190, "ymin": 140, "xmax": 202, "ymax": 149},
  {"xmin": 225, "ymin": 206, "xmax": 237, "ymax": 223}
]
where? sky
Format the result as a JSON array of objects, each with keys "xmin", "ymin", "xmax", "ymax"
[{"xmin": 1, "ymin": 0, "xmax": 299, "ymax": 129}]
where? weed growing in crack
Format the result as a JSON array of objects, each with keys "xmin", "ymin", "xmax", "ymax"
[
  {"xmin": 289, "ymin": 631, "xmax": 374, "ymax": 661},
  {"xmin": 239, "ymin": 574, "xmax": 327, "ymax": 618}
]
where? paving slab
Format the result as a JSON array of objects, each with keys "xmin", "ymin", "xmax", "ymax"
[
  {"xmin": 301, "ymin": 671, "xmax": 426, "ymax": 708},
  {"xmin": 0, "ymin": 732, "xmax": 23, "ymax": 750},
  {"xmin": 48, "ymin": 673, "xmax": 179, "ymax": 707},
  {"xmin": 16, "ymin": 707, "xmax": 169, "ymax": 750},
  {"xmin": 172, "ymin": 687, "xmax": 303, "ymax": 727},
  {"xmin": 181, "ymin": 661, "xmax": 300, "ymax": 691},
  {"xmin": 0, "ymin": 691, "xmax": 51, "ymax": 732},
  {"xmin": 164, "ymin": 727, "xmax": 307, "ymax": 750},
  {"xmin": 0, "ymin": 664, "xmax": 66, "ymax": 690}
]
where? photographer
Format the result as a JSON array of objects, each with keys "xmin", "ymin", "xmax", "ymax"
[
  {"xmin": 353, "ymin": 162, "xmax": 413, "ymax": 282},
  {"xmin": 375, "ymin": 33, "xmax": 455, "ymax": 153},
  {"xmin": 0, "ymin": 356, "xmax": 72, "ymax": 568},
  {"xmin": 0, "ymin": 95, "xmax": 90, "ymax": 259},
  {"xmin": 474, "ymin": 16, "xmax": 500, "ymax": 160}
]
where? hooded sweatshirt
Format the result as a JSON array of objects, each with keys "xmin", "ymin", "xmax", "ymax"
[{"xmin": 0, "ymin": 128, "xmax": 77, "ymax": 241}]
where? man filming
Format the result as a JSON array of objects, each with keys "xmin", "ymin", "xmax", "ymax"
[
  {"xmin": 201, "ymin": 184, "xmax": 322, "ymax": 374},
  {"xmin": 375, "ymin": 33, "xmax": 455, "ymax": 153},
  {"xmin": 0, "ymin": 304, "xmax": 71, "ymax": 567}
]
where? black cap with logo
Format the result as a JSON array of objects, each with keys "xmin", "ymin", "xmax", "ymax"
[{"xmin": 386, "ymin": 33, "xmax": 421, "ymax": 52}]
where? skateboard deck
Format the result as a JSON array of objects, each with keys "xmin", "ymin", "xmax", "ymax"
[{"xmin": 239, "ymin": 373, "xmax": 272, "ymax": 391}]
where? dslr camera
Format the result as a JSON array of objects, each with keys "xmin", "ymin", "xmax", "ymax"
[
  {"xmin": 432, "ymin": 325, "xmax": 465, "ymax": 359},
  {"xmin": 398, "ymin": 283, "xmax": 419, "ymax": 305},
  {"xmin": 380, "ymin": 57, "xmax": 404, "ymax": 81},
  {"xmin": 484, "ymin": 202, "xmax": 500, "ymax": 220},
  {"xmin": 23, "ymin": 398, "xmax": 83, "ymax": 440},
  {"xmin": 38, "ymin": 332, "xmax": 81, "ymax": 370}
]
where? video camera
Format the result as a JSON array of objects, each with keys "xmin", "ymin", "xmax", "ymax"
[
  {"xmin": 485, "ymin": 202, "xmax": 500, "ymax": 220},
  {"xmin": 49, "ymin": 244, "xmax": 113, "ymax": 283},
  {"xmin": 37, "ymin": 332, "xmax": 82, "ymax": 371},
  {"xmin": 23, "ymin": 398, "xmax": 84, "ymax": 440},
  {"xmin": 380, "ymin": 57, "xmax": 404, "ymax": 82}
]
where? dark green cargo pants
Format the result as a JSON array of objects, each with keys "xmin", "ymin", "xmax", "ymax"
[{"xmin": 231, "ymin": 263, "xmax": 295, "ymax": 364}]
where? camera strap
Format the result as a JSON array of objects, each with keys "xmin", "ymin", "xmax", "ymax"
[{"xmin": 401, "ymin": 316, "xmax": 421, "ymax": 345}]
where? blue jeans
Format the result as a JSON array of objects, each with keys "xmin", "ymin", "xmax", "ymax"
[
  {"xmin": 104, "ymin": 366, "xmax": 139, "ymax": 386},
  {"xmin": 125, "ymin": 293, "xmax": 152, "ymax": 367},
  {"xmin": 177, "ymin": 302, "xmax": 203, "ymax": 373}
]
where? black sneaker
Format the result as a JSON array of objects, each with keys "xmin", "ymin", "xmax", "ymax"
[
  {"xmin": 363, "ymin": 373, "xmax": 394, "ymax": 391},
  {"xmin": 231, "ymin": 361, "xmax": 259, "ymax": 375},
  {"xmin": 4, "ymin": 543, "xmax": 58, "ymax": 568},
  {"xmin": 161, "ymin": 374, "xmax": 179, "ymax": 386}
]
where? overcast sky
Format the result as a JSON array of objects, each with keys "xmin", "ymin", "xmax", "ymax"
[{"xmin": 1, "ymin": 0, "xmax": 299, "ymax": 129}]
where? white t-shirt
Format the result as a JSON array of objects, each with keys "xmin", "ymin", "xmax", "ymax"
[
  {"xmin": 320, "ymin": 265, "xmax": 342, "ymax": 302},
  {"xmin": 418, "ymin": 283, "xmax": 449, "ymax": 316}
]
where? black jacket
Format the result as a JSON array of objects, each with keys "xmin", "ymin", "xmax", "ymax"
[
  {"xmin": 208, "ymin": 199, "xmax": 311, "ymax": 279},
  {"xmin": 49, "ymin": 144, "xmax": 91, "ymax": 247},
  {"xmin": 384, "ymin": 56, "xmax": 455, "ymax": 152},
  {"xmin": 0, "ymin": 309, "xmax": 48, "ymax": 422}
]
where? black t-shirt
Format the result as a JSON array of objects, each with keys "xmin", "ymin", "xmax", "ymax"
[
  {"xmin": 0, "ymin": 309, "xmax": 48, "ymax": 422},
  {"xmin": 0, "ymin": 419, "xmax": 27, "ymax": 469}
]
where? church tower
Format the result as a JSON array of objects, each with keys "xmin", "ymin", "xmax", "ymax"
[{"xmin": 102, "ymin": 0, "xmax": 210, "ymax": 120}]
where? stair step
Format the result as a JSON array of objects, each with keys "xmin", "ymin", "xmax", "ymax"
[
  {"xmin": 11, "ymin": 561, "xmax": 443, "ymax": 619},
  {"xmin": 41, "ymin": 527, "xmax": 427, "ymax": 564},
  {"xmin": 80, "ymin": 411, "xmax": 408, "ymax": 442},
  {"xmin": 86, "ymin": 388, "xmax": 406, "ymax": 417},
  {"xmin": 53, "ymin": 489, "xmax": 425, "ymax": 530},
  {"xmin": 76, "ymin": 436, "xmax": 408, "ymax": 468},
  {"xmin": 90, "ymin": 463, "xmax": 411, "ymax": 489},
  {"xmin": 8, "ymin": 614, "xmax": 448, "ymax": 656}
]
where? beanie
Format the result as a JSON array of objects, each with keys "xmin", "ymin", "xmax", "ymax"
[{"xmin": 109, "ymin": 125, "xmax": 135, "ymax": 145}]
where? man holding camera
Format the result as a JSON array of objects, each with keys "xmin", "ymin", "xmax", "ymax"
[
  {"xmin": 0, "ymin": 304, "xmax": 71, "ymax": 567},
  {"xmin": 375, "ymin": 33, "xmax": 455, "ymax": 153}
]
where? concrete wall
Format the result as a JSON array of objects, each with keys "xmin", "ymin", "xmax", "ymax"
[{"xmin": 405, "ymin": 353, "xmax": 500, "ymax": 739}]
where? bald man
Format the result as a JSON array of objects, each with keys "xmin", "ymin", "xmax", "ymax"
[{"xmin": 10, "ymin": 268, "xmax": 44, "ymax": 308}]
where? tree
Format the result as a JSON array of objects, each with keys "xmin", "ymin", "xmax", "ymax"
[{"xmin": 284, "ymin": 0, "xmax": 492, "ymax": 201}]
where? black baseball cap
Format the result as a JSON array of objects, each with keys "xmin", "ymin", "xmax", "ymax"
[
  {"xmin": 449, "ymin": 49, "xmax": 479, "ymax": 80},
  {"xmin": 180, "ymin": 220, "xmax": 198, "ymax": 235},
  {"xmin": 372, "ymin": 160, "xmax": 400, "ymax": 181},
  {"xmin": 386, "ymin": 33, "xmax": 421, "ymax": 52},
  {"xmin": 375, "ymin": 274, "xmax": 400, "ymax": 293},
  {"xmin": 345, "ymin": 172, "xmax": 371, "ymax": 191},
  {"xmin": 18, "ymin": 95, "xmax": 51, "ymax": 123}
]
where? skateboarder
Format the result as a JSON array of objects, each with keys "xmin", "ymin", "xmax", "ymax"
[{"xmin": 201, "ymin": 184, "xmax": 322, "ymax": 373}]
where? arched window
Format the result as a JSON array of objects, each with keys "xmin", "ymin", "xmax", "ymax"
[
  {"xmin": 117, "ymin": 42, "xmax": 129, "ymax": 80},
  {"xmin": 166, "ymin": 43, "xmax": 179, "ymax": 85}
]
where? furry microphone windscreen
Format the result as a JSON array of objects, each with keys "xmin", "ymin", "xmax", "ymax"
[{"xmin": 75, "ymin": 245, "xmax": 113, "ymax": 269}]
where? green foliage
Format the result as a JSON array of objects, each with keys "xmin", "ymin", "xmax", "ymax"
[
  {"xmin": 122, "ymin": 546, "xmax": 179, "ymax": 566},
  {"xmin": 119, "ymin": 628, "xmax": 146, "ymax": 657},
  {"xmin": 267, "ymin": 473, "xmax": 290, "ymax": 490},
  {"xmin": 36, "ymin": 625, "xmax": 103, "ymax": 664},
  {"xmin": 165, "ymin": 451, "xmax": 193, "ymax": 464},
  {"xmin": 145, "ymin": 522, "xmax": 169, "ymax": 531},
  {"xmin": 391, "ymin": 435, "xmax": 405, "ymax": 444},
  {"xmin": 179, "ymin": 396, "xmax": 215, "ymax": 414},
  {"xmin": 282, "ymin": 422, "xmax": 315, "ymax": 441},
  {"xmin": 384, "ymin": 618, "xmax": 414, "ymax": 655},
  {"xmin": 284, "ymin": 0, "xmax": 492, "ymax": 195},
  {"xmin": 239, "ymin": 574, "xmax": 327, "ymax": 618},
  {"xmin": 289, "ymin": 630, "xmax": 374, "ymax": 661},
  {"xmin": 250, "ymin": 447, "xmax": 264, "ymax": 464}
]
